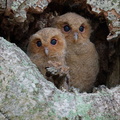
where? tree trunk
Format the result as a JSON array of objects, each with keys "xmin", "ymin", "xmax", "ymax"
[
  {"xmin": 0, "ymin": 37, "xmax": 120, "ymax": 120},
  {"xmin": 0, "ymin": 0, "xmax": 120, "ymax": 119}
]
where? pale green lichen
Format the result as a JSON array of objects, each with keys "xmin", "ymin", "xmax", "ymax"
[
  {"xmin": 11, "ymin": 0, "xmax": 49, "ymax": 11},
  {"xmin": 94, "ymin": 114, "xmax": 119, "ymax": 120},
  {"xmin": 10, "ymin": 0, "xmax": 50, "ymax": 22},
  {"xmin": 0, "ymin": 0, "xmax": 6, "ymax": 9},
  {"xmin": 0, "ymin": 113, "xmax": 6, "ymax": 120},
  {"xmin": 51, "ymin": 92, "xmax": 92, "ymax": 120},
  {"xmin": 87, "ymin": 0, "xmax": 120, "ymax": 13},
  {"xmin": 0, "ymin": 38, "xmax": 119, "ymax": 120},
  {"xmin": 87, "ymin": 0, "xmax": 120, "ymax": 39},
  {"xmin": 11, "ymin": 1, "xmax": 21, "ymax": 11},
  {"xmin": 87, "ymin": 0, "xmax": 120, "ymax": 24},
  {"xmin": 35, "ymin": 0, "xmax": 49, "ymax": 10}
]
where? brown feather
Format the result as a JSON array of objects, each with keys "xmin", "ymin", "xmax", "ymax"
[{"xmin": 52, "ymin": 12, "xmax": 99, "ymax": 92}]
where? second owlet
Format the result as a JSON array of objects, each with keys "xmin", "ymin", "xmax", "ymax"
[
  {"xmin": 52, "ymin": 12, "xmax": 99, "ymax": 92},
  {"xmin": 27, "ymin": 28, "xmax": 68, "ymax": 89}
]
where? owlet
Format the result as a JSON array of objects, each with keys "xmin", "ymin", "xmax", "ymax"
[
  {"xmin": 27, "ymin": 27, "xmax": 69, "ymax": 89},
  {"xmin": 52, "ymin": 12, "xmax": 99, "ymax": 92}
]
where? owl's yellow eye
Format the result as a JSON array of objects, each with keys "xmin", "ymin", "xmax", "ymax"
[
  {"xmin": 36, "ymin": 41, "xmax": 42, "ymax": 47},
  {"xmin": 51, "ymin": 39, "xmax": 57, "ymax": 45},
  {"xmin": 79, "ymin": 26, "xmax": 84, "ymax": 32},
  {"xmin": 64, "ymin": 25, "xmax": 71, "ymax": 32}
]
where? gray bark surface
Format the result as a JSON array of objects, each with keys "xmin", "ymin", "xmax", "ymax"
[{"xmin": 0, "ymin": 37, "xmax": 120, "ymax": 120}]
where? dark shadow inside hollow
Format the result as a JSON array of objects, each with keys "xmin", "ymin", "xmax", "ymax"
[{"xmin": 0, "ymin": 1, "xmax": 119, "ymax": 91}]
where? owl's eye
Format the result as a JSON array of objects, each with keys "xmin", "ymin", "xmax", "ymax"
[
  {"xmin": 36, "ymin": 41, "xmax": 42, "ymax": 47},
  {"xmin": 63, "ymin": 25, "xmax": 71, "ymax": 32},
  {"xmin": 79, "ymin": 26, "xmax": 84, "ymax": 32},
  {"xmin": 51, "ymin": 39, "xmax": 57, "ymax": 45}
]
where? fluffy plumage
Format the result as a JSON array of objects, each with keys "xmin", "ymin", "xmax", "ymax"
[
  {"xmin": 27, "ymin": 27, "xmax": 66, "ymax": 77},
  {"xmin": 52, "ymin": 12, "xmax": 99, "ymax": 92}
]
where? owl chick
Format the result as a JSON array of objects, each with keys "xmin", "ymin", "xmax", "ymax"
[
  {"xmin": 52, "ymin": 12, "xmax": 99, "ymax": 92},
  {"xmin": 27, "ymin": 27, "xmax": 69, "ymax": 89}
]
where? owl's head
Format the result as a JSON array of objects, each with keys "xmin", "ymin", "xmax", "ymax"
[
  {"xmin": 52, "ymin": 12, "xmax": 91, "ymax": 44},
  {"xmin": 27, "ymin": 28, "xmax": 66, "ymax": 57}
]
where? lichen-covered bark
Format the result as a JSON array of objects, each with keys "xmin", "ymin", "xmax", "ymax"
[
  {"xmin": 0, "ymin": 0, "xmax": 51, "ymax": 22},
  {"xmin": 51, "ymin": 0, "xmax": 120, "ymax": 40},
  {"xmin": 87, "ymin": 0, "xmax": 120, "ymax": 40},
  {"xmin": 0, "ymin": 37, "xmax": 120, "ymax": 120},
  {"xmin": 0, "ymin": 0, "xmax": 119, "ymax": 32},
  {"xmin": 0, "ymin": 0, "xmax": 120, "ymax": 119},
  {"xmin": 0, "ymin": 0, "xmax": 6, "ymax": 13}
]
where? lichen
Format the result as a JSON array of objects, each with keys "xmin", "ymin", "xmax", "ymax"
[
  {"xmin": 87, "ymin": 0, "xmax": 120, "ymax": 13},
  {"xmin": 0, "ymin": 0, "xmax": 6, "ymax": 9},
  {"xmin": 87, "ymin": 0, "xmax": 120, "ymax": 40},
  {"xmin": 0, "ymin": 37, "xmax": 120, "ymax": 119}
]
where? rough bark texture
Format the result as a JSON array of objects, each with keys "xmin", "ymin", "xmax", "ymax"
[
  {"xmin": 0, "ymin": 0, "xmax": 120, "ymax": 119},
  {"xmin": 0, "ymin": 0, "xmax": 51, "ymax": 22},
  {"xmin": 87, "ymin": 0, "xmax": 120, "ymax": 40},
  {"xmin": 0, "ymin": 1, "xmax": 119, "ymax": 87},
  {"xmin": 0, "ymin": 37, "xmax": 120, "ymax": 120},
  {"xmin": 0, "ymin": 0, "xmax": 119, "ymax": 38}
]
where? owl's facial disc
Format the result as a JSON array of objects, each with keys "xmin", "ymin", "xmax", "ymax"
[
  {"xmin": 74, "ymin": 32, "xmax": 78, "ymax": 42},
  {"xmin": 44, "ymin": 47, "xmax": 49, "ymax": 56}
]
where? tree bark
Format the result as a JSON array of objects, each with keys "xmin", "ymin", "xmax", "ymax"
[
  {"xmin": 0, "ymin": 0, "xmax": 51, "ymax": 22},
  {"xmin": 0, "ymin": 37, "xmax": 120, "ymax": 120},
  {"xmin": 0, "ymin": 0, "xmax": 120, "ymax": 119},
  {"xmin": 0, "ymin": 0, "xmax": 119, "ymax": 39}
]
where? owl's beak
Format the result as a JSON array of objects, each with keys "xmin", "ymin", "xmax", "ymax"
[
  {"xmin": 44, "ymin": 47, "xmax": 49, "ymax": 55},
  {"xmin": 74, "ymin": 32, "xmax": 78, "ymax": 42}
]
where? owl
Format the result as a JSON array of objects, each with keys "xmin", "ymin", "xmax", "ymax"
[
  {"xmin": 52, "ymin": 12, "xmax": 99, "ymax": 92},
  {"xmin": 27, "ymin": 27, "xmax": 69, "ymax": 89}
]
